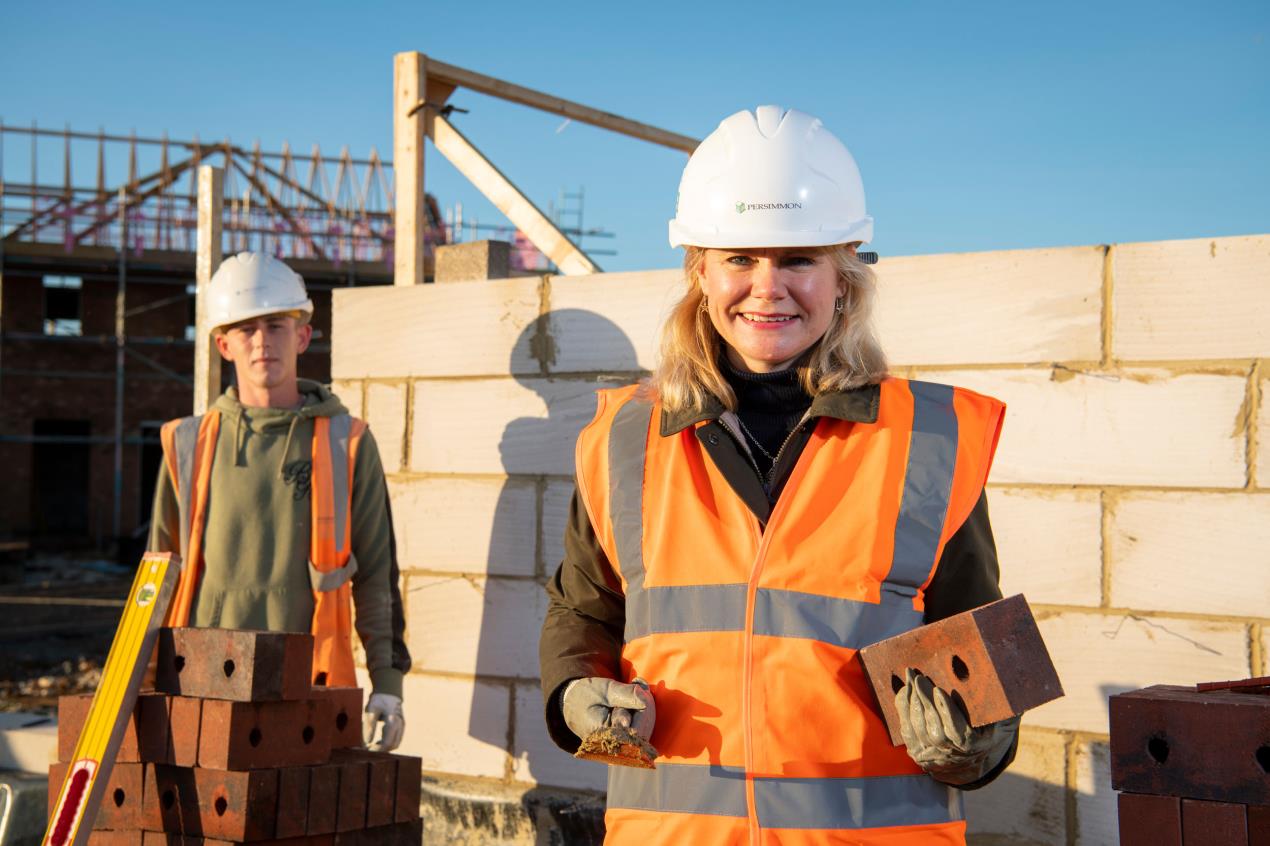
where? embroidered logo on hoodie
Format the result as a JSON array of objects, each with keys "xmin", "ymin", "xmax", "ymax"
[{"xmin": 282, "ymin": 460, "xmax": 312, "ymax": 500}]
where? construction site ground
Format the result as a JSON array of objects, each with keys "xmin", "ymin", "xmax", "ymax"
[{"xmin": 0, "ymin": 553, "xmax": 130, "ymax": 714}]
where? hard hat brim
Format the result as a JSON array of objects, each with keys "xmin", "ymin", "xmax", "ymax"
[
  {"xmin": 668, "ymin": 218, "xmax": 873, "ymax": 250},
  {"xmin": 209, "ymin": 299, "xmax": 314, "ymax": 333}
]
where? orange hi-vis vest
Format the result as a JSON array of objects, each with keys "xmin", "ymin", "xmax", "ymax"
[
  {"xmin": 574, "ymin": 377, "xmax": 1005, "ymax": 846},
  {"xmin": 158, "ymin": 410, "xmax": 367, "ymax": 688}
]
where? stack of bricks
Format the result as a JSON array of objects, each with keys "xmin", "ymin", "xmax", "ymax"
[
  {"xmin": 51, "ymin": 628, "xmax": 422, "ymax": 845},
  {"xmin": 1110, "ymin": 681, "xmax": 1270, "ymax": 845}
]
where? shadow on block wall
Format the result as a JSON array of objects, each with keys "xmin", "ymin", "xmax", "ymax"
[{"xmin": 469, "ymin": 309, "xmax": 638, "ymax": 808}]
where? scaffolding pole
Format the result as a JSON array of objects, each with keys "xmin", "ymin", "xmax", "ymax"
[
  {"xmin": 113, "ymin": 187, "xmax": 127, "ymax": 543},
  {"xmin": 194, "ymin": 166, "xmax": 223, "ymax": 414}
]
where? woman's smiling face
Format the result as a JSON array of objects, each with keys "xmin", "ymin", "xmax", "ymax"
[{"xmin": 698, "ymin": 246, "xmax": 846, "ymax": 373}]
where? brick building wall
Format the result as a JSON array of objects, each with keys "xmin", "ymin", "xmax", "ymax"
[{"xmin": 332, "ymin": 233, "xmax": 1268, "ymax": 844}]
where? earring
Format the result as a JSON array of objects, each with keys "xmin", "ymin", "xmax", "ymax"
[
  {"xmin": 834, "ymin": 296, "xmax": 844, "ymax": 313},
  {"xmin": 699, "ymin": 296, "xmax": 709, "ymax": 312}
]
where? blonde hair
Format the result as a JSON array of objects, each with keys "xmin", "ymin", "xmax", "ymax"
[
  {"xmin": 213, "ymin": 309, "xmax": 311, "ymax": 337},
  {"xmin": 650, "ymin": 244, "xmax": 888, "ymax": 414}
]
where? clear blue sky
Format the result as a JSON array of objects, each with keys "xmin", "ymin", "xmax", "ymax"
[{"xmin": 4, "ymin": 1, "xmax": 1267, "ymax": 272}]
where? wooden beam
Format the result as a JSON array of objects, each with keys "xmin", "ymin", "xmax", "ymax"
[
  {"xmin": 426, "ymin": 112, "xmax": 598, "ymax": 276},
  {"xmin": 425, "ymin": 57, "xmax": 699, "ymax": 154},
  {"xmin": 393, "ymin": 51, "xmax": 427, "ymax": 286},
  {"xmin": 194, "ymin": 166, "xmax": 223, "ymax": 414}
]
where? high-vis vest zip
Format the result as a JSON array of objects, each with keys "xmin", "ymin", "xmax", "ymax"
[
  {"xmin": 574, "ymin": 378, "xmax": 1004, "ymax": 846},
  {"xmin": 159, "ymin": 411, "xmax": 366, "ymax": 688}
]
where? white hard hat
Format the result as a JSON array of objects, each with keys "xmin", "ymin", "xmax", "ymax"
[
  {"xmin": 206, "ymin": 252, "xmax": 314, "ymax": 331},
  {"xmin": 668, "ymin": 105, "xmax": 872, "ymax": 249}
]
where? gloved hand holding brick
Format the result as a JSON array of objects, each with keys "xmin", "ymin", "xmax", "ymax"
[{"xmin": 895, "ymin": 668, "xmax": 1020, "ymax": 785}]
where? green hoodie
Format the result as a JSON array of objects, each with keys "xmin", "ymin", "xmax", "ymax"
[{"xmin": 148, "ymin": 379, "xmax": 405, "ymax": 698}]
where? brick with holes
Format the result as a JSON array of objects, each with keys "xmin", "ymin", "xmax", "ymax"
[
  {"xmin": 155, "ymin": 627, "xmax": 312, "ymax": 702},
  {"xmin": 197, "ymin": 697, "xmax": 334, "ymax": 770},
  {"xmin": 857, "ymin": 594, "xmax": 1063, "ymax": 745},
  {"xmin": 308, "ymin": 686, "xmax": 363, "ymax": 749},
  {"xmin": 144, "ymin": 764, "xmax": 280, "ymax": 841},
  {"xmin": 1110, "ymin": 684, "xmax": 1270, "ymax": 806},
  {"xmin": 48, "ymin": 761, "xmax": 144, "ymax": 830}
]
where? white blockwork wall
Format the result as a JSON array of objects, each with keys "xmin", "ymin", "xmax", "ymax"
[{"xmin": 332, "ymin": 234, "xmax": 1269, "ymax": 845}]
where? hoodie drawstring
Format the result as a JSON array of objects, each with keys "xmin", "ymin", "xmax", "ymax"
[
  {"xmin": 234, "ymin": 411, "xmax": 246, "ymax": 467},
  {"xmin": 279, "ymin": 414, "xmax": 300, "ymax": 478}
]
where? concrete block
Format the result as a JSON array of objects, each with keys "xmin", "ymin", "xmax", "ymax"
[
  {"xmin": 308, "ymin": 686, "xmax": 364, "ymax": 749},
  {"xmin": 330, "ymin": 379, "xmax": 363, "ymax": 420},
  {"xmin": 1112, "ymin": 235, "xmax": 1270, "ymax": 361},
  {"xmin": 332, "ymin": 278, "xmax": 539, "ymax": 379},
  {"xmin": 547, "ymin": 269, "xmax": 682, "ymax": 373},
  {"xmin": 1181, "ymin": 798, "xmax": 1250, "ymax": 845},
  {"xmin": 155, "ymin": 627, "xmax": 313, "ymax": 701},
  {"xmin": 511, "ymin": 683, "xmax": 607, "ymax": 791},
  {"xmin": 0, "ymin": 769, "xmax": 52, "ymax": 846},
  {"xmin": 991, "ymin": 488, "xmax": 1103, "ymax": 607},
  {"xmin": 366, "ymin": 382, "xmax": 408, "ymax": 474},
  {"xmin": 197, "ymin": 697, "xmax": 333, "ymax": 770},
  {"xmin": 0, "ymin": 711, "xmax": 56, "ymax": 772},
  {"xmin": 1109, "ymin": 492, "xmax": 1270, "ymax": 618},
  {"xmin": 405, "ymin": 575, "xmax": 547, "ymax": 676},
  {"xmin": 877, "ymin": 245, "xmax": 1104, "ymax": 366},
  {"xmin": 388, "ymin": 477, "xmax": 537, "ymax": 576},
  {"xmin": 435, "ymin": 239, "xmax": 511, "ymax": 282},
  {"xmin": 1073, "ymin": 740, "xmax": 1117, "ymax": 846},
  {"xmin": 1026, "ymin": 611, "xmax": 1249, "ymax": 733},
  {"xmin": 1110, "ymin": 685, "xmax": 1270, "ymax": 805},
  {"xmin": 964, "ymin": 728, "xmax": 1066, "ymax": 842},
  {"xmin": 1117, "ymin": 793, "xmax": 1181, "ymax": 846},
  {"xmin": 860, "ymin": 595, "xmax": 1063, "ymax": 744},
  {"xmin": 541, "ymin": 480, "xmax": 575, "ymax": 576},
  {"xmin": 918, "ymin": 368, "xmax": 1247, "ymax": 488},
  {"xmin": 396, "ymin": 673, "xmax": 509, "ymax": 779},
  {"xmin": 411, "ymin": 377, "xmax": 624, "ymax": 475}
]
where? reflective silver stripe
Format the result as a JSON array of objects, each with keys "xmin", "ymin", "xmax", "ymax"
[
  {"xmin": 625, "ymin": 584, "xmax": 747, "ymax": 641},
  {"xmin": 326, "ymin": 413, "xmax": 354, "ymax": 556},
  {"xmin": 753, "ymin": 588, "xmax": 922, "ymax": 649},
  {"xmin": 608, "ymin": 398, "xmax": 654, "ymax": 596},
  {"xmin": 753, "ymin": 773, "xmax": 963, "ymax": 829},
  {"xmin": 309, "ymin": 553, "xmax": 358, "ymax": 592},
  {"xmin": 885, "ymin": 381, "xmax": 958, "ymax": 596},
  {"xmin": 607, "ymin": 762, "xmax": 747, "ymax": 817},
  {"xmin": 172, "ymin": 415, "xmax": 202, "ymax": 558}
]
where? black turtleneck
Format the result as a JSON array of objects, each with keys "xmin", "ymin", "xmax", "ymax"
[{"xmin": 720, "ymin": 356, "xmax": 814, "ymax": 483}]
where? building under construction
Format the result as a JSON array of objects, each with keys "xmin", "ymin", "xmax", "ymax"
[{"xmin": 0, "ymin": 124, "xmax": 440, "ymax": 553}]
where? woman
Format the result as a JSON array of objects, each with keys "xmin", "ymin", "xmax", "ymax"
[{"xmin": 540, "ymin": 106, "xmax": 1018, "ymax": 845}]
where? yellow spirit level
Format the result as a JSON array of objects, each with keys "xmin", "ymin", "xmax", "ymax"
[{"xmin": 42, "ymin": 552, "xmax": 179, "ymax": 846}]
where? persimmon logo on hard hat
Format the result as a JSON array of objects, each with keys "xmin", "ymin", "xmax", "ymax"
[{"xmin": 735, "ymin": 201, "xmax": 803, "ymax": 213}]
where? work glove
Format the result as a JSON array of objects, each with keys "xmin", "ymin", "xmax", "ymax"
[
  {"xmin": 562, "ymin": 677, "xmax": 656, "ymax": 742},
  {"xmin": 362, "ymin": 692, "xmax": 405, "ymax": 752},
  {"xmin": 895, "ymin": 668, "xmax": 1019, "ymax": 786}
]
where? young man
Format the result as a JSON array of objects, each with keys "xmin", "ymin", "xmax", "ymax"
[{"xmin": 149, "ymin": 252, "xmax": 409, "ymax": 751}]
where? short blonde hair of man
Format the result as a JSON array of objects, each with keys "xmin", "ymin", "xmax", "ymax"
[
  {"xmin": 650, "ymin": 244, "xmax": 888, "ymax": 414},
  {"xmin": 212, "ymin": 309, "xmax": 311, "ymax": 337}
]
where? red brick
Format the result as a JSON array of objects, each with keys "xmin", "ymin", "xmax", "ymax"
[
  {"xmin": 137, "ymin": 695, "xmax": 172, "ymax": 764},
  {"xmin": 393, "ymin": 755, "xmax": 421, "ymax": 823},
  {"xmin": 155, "ymin": 628, "xmax": 312, "ymax": 702},
  {"xmin": 197, "ymin": 698, "xmax": 333, "ymax": 770},
  {"xmin": 1110, "ymin": 685, "xmax": 1270, "ymax": 805},
  {"xmin": 858, "ymin": 594, "xmax": 1064, "ymax": 745},
  {"xmin": 275, "ymin": 766, "xmax": 311, "ymax": 839},
  {"xmin": 308, "ymin": 687, "xmax": 363, "ymax": 749},
  {"xmin": 48, "ymin": 761, "xmax": 144, "ymax": 831},
  {"xmin": 1250, "ymin": 806, "xmax": 1270, "ymax": 846},
  {"xmin": 306, "ymin": 762, "xmax": 341, "ymax": 835},
  {"xmin": 143, "ymin": 833, "xmax": 335, "ymax": 845},
  {"xmin": 168, "ymin": 696, "xmax": 202, "ymax": 766},
  {"xmin": 145, "ymin": 764, "xmax": 280, "ymax": 841},
  {"xmin": 1117, "ymin": 792, "xmax": 1181, "ymax": 846},
  {"xmin": 85, "ymin": 833, "xmax": 144, "ymax": 846},
  {"xmin": 59, "ymin": 693, "xmax": 145, "ymax": 763},
  {"xmin": 1182, "ymin": 798, "xmax": 1248, "ymax": 845},
  {"xmin": 331, "ymin": 751, "xmax": 369, "ymax": 832},
  {"xmin": 329, "ymin": 749, "xmax": 396, "ymax": 828}
]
